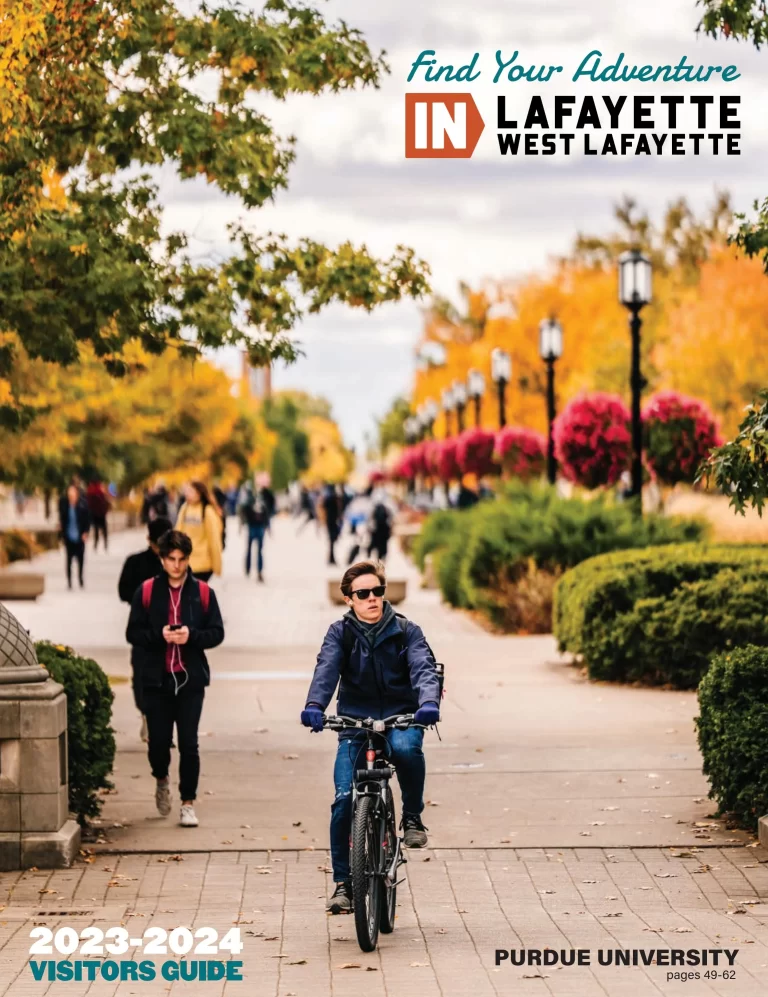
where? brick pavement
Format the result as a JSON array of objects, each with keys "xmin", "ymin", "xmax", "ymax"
[{"xmin": 1, "ymin": 847, "xmax": 767, "ymax": 996}]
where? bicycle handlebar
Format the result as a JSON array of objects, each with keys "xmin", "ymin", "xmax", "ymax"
[{"xmin": 322, "ymin": 713, "xmax": 424, "ymax": 732}]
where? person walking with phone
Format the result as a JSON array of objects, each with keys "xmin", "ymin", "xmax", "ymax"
[{"xmin": 126, "ymin": 530, "xmax": 224, "ymax": 827}]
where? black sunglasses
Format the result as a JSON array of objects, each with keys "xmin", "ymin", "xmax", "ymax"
[{"xmin": 351, "ymin": 585, "xmax": 386, "ymax": 600}]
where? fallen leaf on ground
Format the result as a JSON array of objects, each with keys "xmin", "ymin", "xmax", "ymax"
[
  {"xmin": 287, "ymin": 960, "xmax": 307, "ymax": 965},
  {"xmin": 655, "ymin": 873, "xmax": 677, "ymax": 879},
  {"xmin": 264, "ymin": 936, "xmax": 279, "ymax": 941},
  {"xmin": 537, "ymin": 890, "xmax": 556, "ymax": 895},
  {"xmin": 579, "ymin": 831, "xmax": 592, "ymax": 837},
  {"xmin": 523, "ymin": 973, "xmax": 549, "ymax": 979},
  {"xmin": 292, "ymin": 821, "xmax": 302, "ymax": 827},
  {"xmin": 601, "ymin": 912, "xmax": 623, "ymax": 917},
  {"xmin": 410, "ymin": 962, "xmax": 429, "ymax": 967},
  {"xmin": 673, "ymin": 928, "xmax": 692, "ymax": 933},
  {"xmin": 338, "ymin": 963, "xmax": 360, "ymax": 969},
  {"xmin": 582, "ymin": 880, "xmax": 597, "ymax": 884},
  {"xmin": 590, "ymin": 821, "xmax": 605, "ymax": 826},
  {"xmin": 601, "ymin": 807, "xmax": 619, "ymax": 812},
  {"xmin": 365, "ymin": 966, "xmax": 378, "ymax": 972},
  {"xmin": 426, "ymin": 800, "xmax": 440, "ymax": 806},
  {"xmin": 283, "ymin": 754, "xmax": 299, "ymax": 760}
]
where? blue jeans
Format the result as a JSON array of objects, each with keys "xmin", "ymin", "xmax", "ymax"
[
  {"xmin": 330, "ymin": 727, "xmax": 425, "ymax": 882},
  {"xmin": 245, "ymin": 524, "xmax": 266, "ymax": 576}
]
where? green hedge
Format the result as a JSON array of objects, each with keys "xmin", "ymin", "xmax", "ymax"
[
  {"xmin": 697, "ymin": 645, "xmax": 768, "ymax": 829},
  {"xmin": 36, "ymin": 642, "xmax": 116, "ymax": 825},
  {"xmin": 554, "ymin": 545, "xmax": 768, "ymax": 687},
  {"xmin": 415, "ymin": 488, "xmax": 707, "ymax": 630}
]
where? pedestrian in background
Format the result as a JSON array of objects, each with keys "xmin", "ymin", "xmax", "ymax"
[
  {"xmin": 238, "ymin": 472, "xmax": 275, "ymax": 582},
  {"xmin": 86, "ymin": 478, "xmax": 112, "ymax": 551},
  {"xmin": 322, "ymin": 482, "xmax": 342, "ymax": 566},
  {"xmin": 175, "ymin": 481, "xmax": 222, "ymax": 582},
  {"xmin": 58, "ymin": 484, "xmax": 91, "ymax": 589},
  {"xmin": 118, "ymin": 516, "xmax": 172, "ymax": 741}
]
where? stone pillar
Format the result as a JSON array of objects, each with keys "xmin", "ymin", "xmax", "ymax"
[{"xmin": 0, "ymin": 603, "xmax": 80, "ymax": 870}]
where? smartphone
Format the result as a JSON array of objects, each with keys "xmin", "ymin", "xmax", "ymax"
[{"xmin": 168, "ymin": 624, "xmax": 183, "ymax": 631}]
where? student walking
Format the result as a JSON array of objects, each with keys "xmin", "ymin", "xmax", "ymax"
[
  {"xmin": 86, "ymin": 478, "xmax": 112, "ymax": 550},
  {"xmin": 126, "ymin": 530, "xmax": 224, "ymax": 827},
  {"xmin": 238, "ymin": 474, "xmax": 275, "ymax": 582},
  {"xmin": 118, "ymin": 516, "xmax": 172, "ymax": 741},
  {"xmin": 322, "ymin": 483, "xmax": 342, "ymax": 566},
  {"xmin": 58, "ymin": 485, "xmax": 91, "ymax": 589},
  {"xmin": 175, "ymin": 481, "xmax": 223, "ymax": 582}
]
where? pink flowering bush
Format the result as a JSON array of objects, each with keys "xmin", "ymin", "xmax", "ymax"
[
  {"xmin": 456, "ymin": 428, "xmax": 498, "ymax": 476},
  {"xmin": 434, "ymin": 438, "xmax": 460, "ymax": 482},
  {"xmin": 643, "ymin": 391, "xmax": 723, "ymax": 486},
  {"xmin": 494, "ymin": 426, "xmax": 547, "ymax": 480},
  {"xmin": 553, "ymin": 393, "xmax": 632, "ymax": 489}
]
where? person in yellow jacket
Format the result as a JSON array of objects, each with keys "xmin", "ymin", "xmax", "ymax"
[{"xmin": 176, "ymin": 481, "xmax": 223, "ymax": 581}]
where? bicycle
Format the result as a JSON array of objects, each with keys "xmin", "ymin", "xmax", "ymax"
[{"xmin": 322, "ymin": 713, "xmax": 422, "ymax": 952}]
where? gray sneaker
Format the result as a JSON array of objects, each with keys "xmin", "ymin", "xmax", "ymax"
[
  {"xmin": 326, "ymin": 881, "xmax": 352, "ymax": 914},
  {"xmin": 402, "ymin": 813, "xmax": 428, "ymax": 848},
  {"xmin": 155, "ymin": 780, "xmax": 171, "ymax": 816}
]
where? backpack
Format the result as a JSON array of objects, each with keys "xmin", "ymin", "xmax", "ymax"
[
  {"xmin": 142, "ymin": 576, "xmax": 210, "ymax": 614},
  {"xmin": 340, "ymin": 614, "xmax": 445, "ymax": 700}
]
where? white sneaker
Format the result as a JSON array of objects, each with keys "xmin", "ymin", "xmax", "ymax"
[
  {"xmin": 155, "ymin": 780, "xmax": 171, "ymax": 816},
  {"xmin": 180, "ymin": 804, "xmax": 199, "ymax": 827}
]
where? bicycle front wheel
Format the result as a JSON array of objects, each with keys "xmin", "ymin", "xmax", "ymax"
[{"xmin": 351, "ymin": 795, "xmax": 382, "ymax": 952}]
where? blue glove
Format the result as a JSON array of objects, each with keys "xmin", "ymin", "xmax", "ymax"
[
  {"xmin": 414, "ymin": 702, "xmax": 440, "ymax": 726},
  {"xmin": 301, "ymin": 707, "xmax": 324, "ymax": 733}
]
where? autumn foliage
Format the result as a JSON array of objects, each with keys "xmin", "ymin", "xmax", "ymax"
[
  {"xmin": 643, "ymin": 391, "xmax": 722, "ymax": 486},
  {"xmin": 553, "ymin": 394, "xmax": 632, "ymax": 489}
]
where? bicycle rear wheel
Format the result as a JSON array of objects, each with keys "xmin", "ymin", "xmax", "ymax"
[
  {"xmin": 351, "ymin": 795, "xmax": 381, "ymax": 952},
  {"xmin": 378, "ymin": 789, "xmax": 397, "ymax": 934}
]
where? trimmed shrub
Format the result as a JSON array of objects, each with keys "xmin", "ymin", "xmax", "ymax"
[
  {"xmin": 554, "ymin": 545, "xmax": 768, "ymax": 687},
  {"xmin": 35, "ymin": 642, "xmax": 116, "ymax": 824},
  {"xmin": 643, "ymin": 391, "xmax": 722, "ymax": 486},
  {"xmin": 553, "ymin": 393, "xmax": 631, "ymax": 489},
  {"xmin": 697, "ymin": 645, "xmax": 768, "ymax": 830},
  {"xmin": 416, "ymin": 486, "xmax": 707, "ymax": 630},
  {"xmin": 412, "ymin": 509, "xmax": 463, "ymax": 571},
  {"xmin": 495, "ymin": 426, "xmax": 546, "ymax": 480}
]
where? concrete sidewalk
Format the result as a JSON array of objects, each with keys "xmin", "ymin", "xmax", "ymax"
[{"xmin": 7, "ymin": 516, "xmax": 749, "ymax": 852}]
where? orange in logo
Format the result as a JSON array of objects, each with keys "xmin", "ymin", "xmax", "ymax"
[{"xmin": 405, "ymin": 93, "xmax": 485, "ymax": 159}]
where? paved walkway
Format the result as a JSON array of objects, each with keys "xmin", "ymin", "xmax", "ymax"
[{"xmin": 3, "ymin": 514, "xmax": 767, "ymax": 995}]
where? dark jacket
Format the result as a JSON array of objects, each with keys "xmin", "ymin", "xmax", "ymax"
[
  {"xmin": 119, "ymin": 547, "xmax": 162, "ymax": 669},
  {"xmin": 118, "ymin": 548, "xmax": 161, "ymax": 605},
  {"xmin": 58, "ymin": 495, "xmax": 91, "ymax": 540},
  {"xmin": 126, "ymin": 572, "xmax": 224, "ymax": 692},
  {"xmin": 305, "ymin": 611, "xmax": 440, "ymax": 719}
]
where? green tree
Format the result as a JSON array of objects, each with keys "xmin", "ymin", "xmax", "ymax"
[
  {"xmin": 263, "ymin": 395, "xmax": 310, "ymax": 489},
  {"xmin": 0, "ymin": 0, "xmax": 429, "ymax": 427},
  {"xmin": 377, "ymin": 396, "xmax": 412, "ymax": 454}
]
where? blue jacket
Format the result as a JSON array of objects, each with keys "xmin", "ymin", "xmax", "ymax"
[{"xmin": 306, "ymin": 614, "xmax": 440, "ymax": 719}]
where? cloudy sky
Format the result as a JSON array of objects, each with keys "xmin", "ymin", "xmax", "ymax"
[{"xmin": 160, "ymin": 0, "xmax": 768, "ymax": 450}]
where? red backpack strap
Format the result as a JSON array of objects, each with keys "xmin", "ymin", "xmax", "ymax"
[
  {"xmin": 141, "ymin": 577, "xmax": 154, "ymax": 611},
  {"xmin": 198, "ymin": 580, "xmax": 210, "ymax": 615}
]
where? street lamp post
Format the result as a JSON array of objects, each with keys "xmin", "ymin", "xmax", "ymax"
[
  {"xmin": 441, "ymin": 386, "xmax": 455, "ymax": 438},
  {"xmin": 452, "ymin": 381, "xmax": 467, "ymax": 434},
  {"xmin": 539, "ymin": 317, "xmax": 563, "ymax": 486},
  {"xmin": 491, "ymin": 348, "xmax": 512, "ymax": 428},
  {"xmin": 403, "ymin": 415, "xmax": 419, "ymax": 445},
  {"xmin": 423, "ymin": 399, "xmax": 438, "ymax": 438},
  {"xmin": 618, "ymin": 249, "xmax": 653, "ymax": 507},
  {"xmin": 467, "ymin": 369, "xmax": 485, "ymax": 427}
]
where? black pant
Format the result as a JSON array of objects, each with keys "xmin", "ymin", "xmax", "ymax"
[
  {"xmin": 92, "ymin": 515, "xmax": 108, "ymax": 550},
  {"xmin": 327, "ymin": 523, "xmax": 339, "ymax": 565},
  {"xmin": 144, "ymin": 678, "xmax": 205, "ymax": 801},
  {"xmin": 368, "ymin": 531, "xmax": 390, "ymax": 560},
  {"xmin": 64, "ymin": 539, "xmax": 85, "ymax": 587}
]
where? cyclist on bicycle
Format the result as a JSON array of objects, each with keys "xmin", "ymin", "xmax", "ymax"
[{"xmin": 301, "ymin": 559, "xmax": 441, "ymax": 914}]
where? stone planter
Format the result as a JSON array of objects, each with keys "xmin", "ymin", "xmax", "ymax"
[
  {"xmin": 0, "ymin": 572, "xmax": 45, "ymax": 600},
  {"xmin": 0, "ymin": 603, "xmax": 80, "ymax": 869},
  {"xmin": 327, "ymin": 579, "xmax": 407, "ymax": 606}
]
